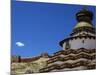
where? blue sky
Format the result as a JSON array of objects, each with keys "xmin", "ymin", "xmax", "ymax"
[{"xmin": 11, "ymin": 1, "xmax": 96, "ymax": 57}]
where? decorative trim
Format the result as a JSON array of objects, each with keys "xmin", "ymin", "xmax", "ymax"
[
  {"xmin": 54, "ymin": 48, "xmax": 95, "ymax": 56},
  {"xmin": 40, "ymin": 60, "xmax": 95, "ymax": 72},
  {"xmin": 47, "ymin": 53, "xmax": 95, "ymax": 64}
]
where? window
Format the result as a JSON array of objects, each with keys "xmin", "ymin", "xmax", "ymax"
[{"xmin": 82, "ymin": 40, "xmax": 84, "ymax": 43}]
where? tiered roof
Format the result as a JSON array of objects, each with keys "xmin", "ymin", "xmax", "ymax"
[{"xmin": 39, "ymin": 48, "xmax": 96, "ymax": 72}]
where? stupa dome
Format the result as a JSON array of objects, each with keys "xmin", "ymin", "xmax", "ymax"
[{"xmin": 76, "ymin": 7, "xmax": 93, "ymax": 22}]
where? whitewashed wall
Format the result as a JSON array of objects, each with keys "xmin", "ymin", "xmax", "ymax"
[{"xmin": 63, "ymin": 38, "xmax": 96, "ymax": 50}]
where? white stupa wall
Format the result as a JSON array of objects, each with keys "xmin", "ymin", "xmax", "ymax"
[{"xmin": 63, "ymin": 38, "xmax": 96, "ymax": 50}]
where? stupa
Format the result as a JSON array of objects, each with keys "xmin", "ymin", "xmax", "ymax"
[{"xmin": 39, "ymin": 7, "xmax": 96, "ymax": 72}]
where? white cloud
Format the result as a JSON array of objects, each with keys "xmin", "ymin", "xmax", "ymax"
[{"xmin": 16, "ymin": 42, "xmax": 25, "ymax": 47}]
